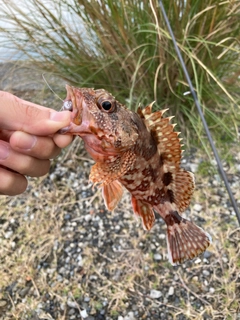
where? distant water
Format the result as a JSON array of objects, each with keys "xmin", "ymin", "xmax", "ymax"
[
  {"xmin": 0, "ymin": 19, "xmax": 25, "ymax": 62},
  {"xmin": 0, "ymin": 2, "xmax": 82, "ymax": 63},
  {"xmin": 0, "ymin": 48, "xmax": 26, "ymax": 63}
]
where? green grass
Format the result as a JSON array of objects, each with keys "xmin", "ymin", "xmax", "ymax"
[{"xmin": 0, "ymin": 0, "xmax": 240, "ymax": 151}]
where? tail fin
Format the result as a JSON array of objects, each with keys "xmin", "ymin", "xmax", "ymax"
[{"xmin": 165, "ymin": 210, "xmax": 212, "ymax": 265}]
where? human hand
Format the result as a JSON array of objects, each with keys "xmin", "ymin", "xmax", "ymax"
[{"xmin": 0, "ymin": 91, "xmax": 73, "ymax": 196}]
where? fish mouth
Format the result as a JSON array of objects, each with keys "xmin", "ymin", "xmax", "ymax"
[{"xmin": 59, "ymin": 85, "xmax": 84, "ymax": 134}]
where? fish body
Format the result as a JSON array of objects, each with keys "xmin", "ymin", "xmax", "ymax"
[{"xmin": 61, "ymin": 86, "xmax": 211, "ymax": 265}]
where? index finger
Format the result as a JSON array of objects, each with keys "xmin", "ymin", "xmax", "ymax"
[{"xmin": 0, "ymin": 91, "xmax": 70, "ymax": 135}]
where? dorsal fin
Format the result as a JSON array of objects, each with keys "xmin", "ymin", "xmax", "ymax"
[
  {"xmin": 142, "ymin": 103, "xmax": 194, "ymax": 212},
  {"xmin": 142, "ymin": 103, "xmax": 182, "ymax": 168}
]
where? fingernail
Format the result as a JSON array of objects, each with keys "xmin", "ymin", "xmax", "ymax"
[
  {"xmin": 17, "ymin": 134, "xmax": 37, "ymax": 150},
  {"xmin": 0, "ymin": 144, "xmax": 10, "ymax": 160},
  {"xmin": 50, "ymin": 111, "xmax": 70, "ymax": 122}
]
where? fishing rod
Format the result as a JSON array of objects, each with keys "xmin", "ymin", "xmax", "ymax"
[{"xmin": 158, "ymin": 0, "xmax": 240, "ymax": 225}]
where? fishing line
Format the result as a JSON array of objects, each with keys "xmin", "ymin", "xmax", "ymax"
[
  {"xmin": 158, "ymin": 0, "xmax": 240, "ymax": 225},
  {"xmin": 42, "ymin": 73, "xmax": 64, "ymax": 102}
]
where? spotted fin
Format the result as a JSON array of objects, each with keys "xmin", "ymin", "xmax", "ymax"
[
  {"xmin": 142, "ymin": 104, "xmax": 194, "ymax": 212},
  {"xmin": 164, "ymin": 210, "xmax": 211, "ymax": 265},
  {"xmin": 141, "ymin": 104, "xmax": 182, "ymax": 168},
  {"xmin": 90, "ymin": 150, "xmax": 136, "ymax": 185},
  {"xmin": 170, "ymin": 168, "xmax": 195, "ymax": 212},
  {"xmin": 102, "ymin": 180, "xmax": 124, "ymax": 211},
  {"xmin": 131, "ymin": 197, "xmax": 155, "ymax": 231}
]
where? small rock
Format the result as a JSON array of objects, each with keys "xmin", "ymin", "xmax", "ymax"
[
  {"xmin": 202, "ymin": 270, "xmax": 210, "ymax": 277},
  {"xmin": 80, "ymin": 309, "xmax": 88, "ymax": 318},
  {"xmin": 159, "ymin": 234, "xmax": 165, "ymax": 239},
  {"xmin": 68, "ymin": 309, "xmax": 75, "ymax": 316},
  {"xmin": 189, "ymin": 163, "xmax": 198, "ymax": 173},
  {"xmin": 84, "ymin": 296, "xmax": 90, "ymax": 302},
  {"xmin": 203, "ymin": 251, "xmax": 212, "ymax": 259},
  {"xmin": 124, "ymin": 311, "xmax": 136, "ymax": 320},
  {"xmin": 4, "ymin": 231, "xmax": 13, "ymax": 239},
  {"xmin": 209, "ymin": 287, "xmax": 215, "ymax": 293},
  {"xmin": 150, "ymin": 289, "xmax": 162, "ymax": 299},
  {"xmin": 84, "ymin": 214, "xmax": 92, "ymax": 222},
  {"xmin": 153, "ymin": 253, "xmax": 162, "ymax": 261},
  {"xmin": 11, "ymin": 241, "xmax": 16, "ymax": 249},
  {"xmin": 193, "ymin": 204, "xmax": 203, "ymax": 212},
  {"xmin": 222, "ymin": 257, "xmax": 228, "ymax": 263},
  {"xmin": 168, "ymin": 286, "xmax": 174, "ymax": 296},
  {"xmin": 194, "ymin": 258, "xmax": 202, "ymax": 264},
  {"xmin": 19, "ymin": 287, "xmax": 30, "ymax": 297},
  {"xmin": 0, "ymin": 300, "xmax": 7, "ymax": 307},
  {"xmin": 64, "ymin": 214, "xmax": 71, "ymax": 220},
  {"xmin": 67, "ymin": 300, "xmax": 78, "ymax": 309}
]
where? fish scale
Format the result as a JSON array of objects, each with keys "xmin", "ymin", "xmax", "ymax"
[{"xmin": 60, "ymin": 85, "xmax": 212, "ymax": 265}]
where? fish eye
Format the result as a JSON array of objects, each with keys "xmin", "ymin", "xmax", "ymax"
[
  {"xmin": 102, "ymin": 101, "xmax": 112, "ymax": 111},
  {"xmin": 97, "ymin": 98, "xmax": 116, "ymax": 112}
]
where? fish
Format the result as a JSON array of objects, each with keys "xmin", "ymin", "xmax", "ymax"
[{"xmin": 60, "ymin": 85, "xmax": 212, "ymax": 265}]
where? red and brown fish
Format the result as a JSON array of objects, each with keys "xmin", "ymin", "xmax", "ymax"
[{"xmin": 60, "ymin": 85, "xmax": 212, "ymax": 265}]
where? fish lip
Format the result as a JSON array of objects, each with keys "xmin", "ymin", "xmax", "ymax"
[
  {"xmin": 58, "ymin": 121, "xmax": 92, "ymax": 135},
  {"xmin": 65, "ymin": 85, "xmax": 75, "ymax": 105},
  {"xmin": 59, "ymin": 85, "xmax": 84, "ymax": 134}
]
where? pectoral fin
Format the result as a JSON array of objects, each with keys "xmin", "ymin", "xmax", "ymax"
[
  {"xmin": 102, "ymin": 180, "xmax": 124, "ymax": 211},
  {"xmin": 90, "ymin": 150, "xmax": 136, "ymax": 185},
  {"xmin": 131, "ymin": 197, "xmax": 155, "ymax": 231}
]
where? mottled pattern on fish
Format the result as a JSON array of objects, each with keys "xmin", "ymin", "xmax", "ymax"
[{"xmin": 60, "ymin": 86, "xmax": 212, "ymax": 265}]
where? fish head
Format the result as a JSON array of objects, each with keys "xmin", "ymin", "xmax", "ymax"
[{"xmin": 60, "ymin": 85, "xmax": 139, "ymax": 159}]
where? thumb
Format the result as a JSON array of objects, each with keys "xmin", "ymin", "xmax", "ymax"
[{"xmin": 0, "ymin": 91, "xmax": 71, "ymax": 135}]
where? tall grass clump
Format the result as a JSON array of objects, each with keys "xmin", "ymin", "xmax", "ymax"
[{"xmin": 0, "ymin": 0, "xmax": 239, "ymax": 151}]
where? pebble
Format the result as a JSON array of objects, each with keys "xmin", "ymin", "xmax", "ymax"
[
  {"xmin": 0, "ymin": 300, "xmax": 7, "ymax": 307},
  {"xmin": 84, "ymin": 296, "xmax": 90, "ymax": 302},
  {"xmin": 194, "ymin": 258, "xmax": 202, "ymax": 264},
  {"xmin": 11, "ymin": 241, "xmax": 16, "ymax": 249},
  {"xmin": 203, "ymin": 270, "xmax": 210, "ymax": 277},
  {"xmin": 84, "ymin": 214, "xmax": 92, "ymax": 222},
  {"xmin": 189, "ymin": 163, "xmax": 198, "ymax": 173},
  {"xmin": 150, "ymin": 290, "xmax": 162, "ymax": 299},
  {"xmin": 4, "ymin": 231, "xmax": 13, "ymax": 239},
  {"xmin": 80, "ymin": 309, "xmax": 88, "ymax": 318},
  {"xmin": 203, "ymin": 251, "xmax": 212, "ymax": 259},
  {"xmin": 118, "ymin": 311, "xmax": 136, "ymax": 320},
  {"xmin": 168, "ymin": 286, "xmax": 174, "ymax": 296},
  {"xmin": 153, "ymin": 253, "xmax": 162, "ymax": 261},
  {"xmin": 193, "ymin": 204, "xmax": 203, "ymax": 212},
  {"xmin": 222, "ymin": 257, "xmax": 228, "ymax": 263},
  {"xmin": 67, "ymin": 300, "xmax": 79, "ymax": 309},
  {"xmin": 209, "ymin": 287, "xmax": 215, "ymax": 293}
]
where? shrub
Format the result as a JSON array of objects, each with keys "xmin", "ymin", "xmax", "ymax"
[{"xmin": 0, "ymin": 0, "xmax": 239, "ymax": 150}]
